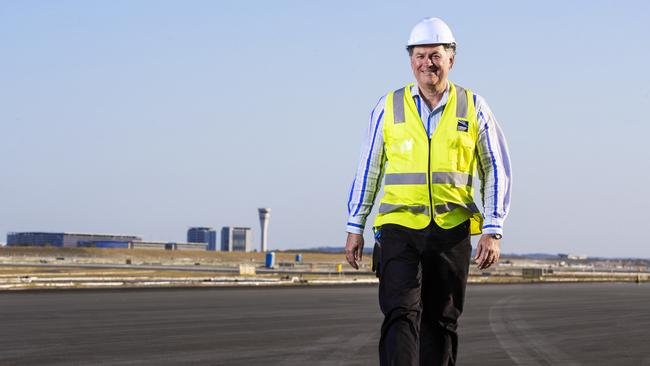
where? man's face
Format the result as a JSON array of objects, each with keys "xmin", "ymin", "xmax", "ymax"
[{"xmin": 410, "ymin": 45, "xmax": 455, "ymax": 90}]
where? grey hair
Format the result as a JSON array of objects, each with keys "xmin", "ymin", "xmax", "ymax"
[{"xmin": 406, "ymin": 43, "xmax": 457, "ymax": 56}]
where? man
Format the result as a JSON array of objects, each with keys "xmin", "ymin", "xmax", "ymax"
[{"xmin": 345, "ymin": 17, "xmax": 512, "ymax": 366}]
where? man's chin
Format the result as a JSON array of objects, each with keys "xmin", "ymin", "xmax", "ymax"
[{"xmin": 418, "ymin": 79, "xmax": 440, "ymax": 88}]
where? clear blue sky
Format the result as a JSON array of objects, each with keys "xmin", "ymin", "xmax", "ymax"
[{"xmin": 1, "ymin": 0, "xmax": 649, "ymax": 257}]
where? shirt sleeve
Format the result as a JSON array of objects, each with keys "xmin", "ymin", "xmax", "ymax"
[
  {"xmin": 346, "ymin": 96, "xmax": 387, "ymax": 234},
  {"xmin": 475, "ymin": 94, "xmax": 512, "ymax": 236}
]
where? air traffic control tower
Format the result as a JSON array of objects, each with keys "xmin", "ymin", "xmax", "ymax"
[{"xmin": 258, "ymin": 208, "xmax": 270, "ymax": 252}]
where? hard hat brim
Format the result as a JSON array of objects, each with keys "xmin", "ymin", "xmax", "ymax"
[{"xmin": 407, "ymin": 40, "xmax": 456, "ymax": 47}]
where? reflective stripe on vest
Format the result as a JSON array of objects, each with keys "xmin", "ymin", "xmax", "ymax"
[
  {"xmin": 384, "ymin": 173, "xmax": 427, "ymax": 185},
  {"xmin": 393, "ymin": 87, "xmax": 406, "ymax": 124},
  {"xmin": 378, "ymin": 203, "xmax": 430, "ymax": 216},
  {"xmin": 455, "ymin": 85, "xmax": 468, "ymax": 119},
  {"xmin": 385, "ymin": 172, "xmax": 472, "ymax": 186},
  {"xmin": 434, "ymin": 201, "xmax": 479, "ymax": 215},
  {"xmin": 430, "ymin": 172, "xmax": 472, "ymax": 186}
]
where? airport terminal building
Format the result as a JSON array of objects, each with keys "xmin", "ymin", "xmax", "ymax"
[
  {"xmin": 7, "ymin": 232, "xmax": 142, "ymax": 248},
  {"xmin": 6, "ymin": 232, "xmax": 207, "ymax": 251}
]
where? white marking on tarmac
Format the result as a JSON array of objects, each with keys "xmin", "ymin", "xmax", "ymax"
[{"xmin": 489, "ymin": 295, "xmax": 581, "ymax": 366}]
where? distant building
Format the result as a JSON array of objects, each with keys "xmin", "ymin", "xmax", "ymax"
[
  {"xmin": 558, "ymin": 253, "xmax": 588, "ymax": 260},
  {"xmin": 7, "ymin": 232, "xmax": 141, "ymax": 248},
  {"xmin": 568, "ymin": 254, "xmax": 588, "ymax": 260},
  {"xmin": 187, "ymin": 227, "xmax": 217, "ymax": 250},
  {"xmin": 522, "ymin": 268, "xmax": 544, "ymax": 279},
  {"xmin": 78, "ymin": 240, "xmax": 130, "ymax": 249},
  {"xmin": 6, "ymin": 231, "xmax": 211, "ymax": 251},
  {"xmin": 126, "ymin": 241, "xmax": 207, "ymax": 251},
  {"xmin": 221, "ymin": 227, "xmax": 252, "ymax": 252}
]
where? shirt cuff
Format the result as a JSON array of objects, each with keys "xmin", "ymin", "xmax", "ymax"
[
  {"xmin": 482, "ymin": 217, "xmax": 504, "ymax": 236},
  {"xmin": 346, "ymin": 222, "xmax": 365, "ymax": 235}
]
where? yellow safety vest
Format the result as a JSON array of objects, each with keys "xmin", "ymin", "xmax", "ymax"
[{"xmin": 374, "ymin": 82, "xmax": 484, "ymax": 235}]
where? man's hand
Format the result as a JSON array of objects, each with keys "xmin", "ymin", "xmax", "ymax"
[
  {"xmin": 474, "ymin": 234, "xmax": 500, "ymax": 270},
  {"xmin": 345, "ymin": 233, "xmax": 364, "ymax": 270}
]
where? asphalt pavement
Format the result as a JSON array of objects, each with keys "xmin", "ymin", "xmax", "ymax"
[{"xmin": 0, "ymin": 283, "xmax": 649, "ymax": 365}]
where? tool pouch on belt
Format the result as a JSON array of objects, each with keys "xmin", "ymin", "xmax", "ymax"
[{"xmin": 371, "ymin": 228, "xmax": 382, "ymax": 278}]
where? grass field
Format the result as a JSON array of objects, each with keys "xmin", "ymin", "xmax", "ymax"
[{"xmin": 0, "ymin": 247, "xmax": 348, "ymax": 264}]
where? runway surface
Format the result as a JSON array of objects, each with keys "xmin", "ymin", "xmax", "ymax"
[{"xmin": 1, "ymin": 283, "xmax": 649, "ymax": 365}]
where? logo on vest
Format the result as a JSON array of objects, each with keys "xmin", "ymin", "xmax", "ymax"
[{"xmin": 457, "ymin": 120, "xmax": 469, "ymax": 132}]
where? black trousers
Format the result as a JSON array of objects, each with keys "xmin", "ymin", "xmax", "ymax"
[{"xmin": 376, "ymin": 219, "xmax": 471, "ymax": 366}]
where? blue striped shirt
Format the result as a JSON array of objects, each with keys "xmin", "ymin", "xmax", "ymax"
[{"xmin": 346, "ymin": 82, "xmax": 512, "ymax": 236}]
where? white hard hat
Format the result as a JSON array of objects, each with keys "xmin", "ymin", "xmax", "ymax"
[{"xmin": 407, "ymin": 17, "xmax": 455, "ymax": 47}]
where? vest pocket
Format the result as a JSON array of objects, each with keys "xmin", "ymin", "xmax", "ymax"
[{"xmin": 449, "ymin": 136, "xmax": 475, "ymax": 172}]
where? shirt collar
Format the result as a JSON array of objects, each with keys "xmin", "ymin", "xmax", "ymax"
[{"xmin": 411, "ymin": 81, "xmax": 450, "ymax": 112}]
